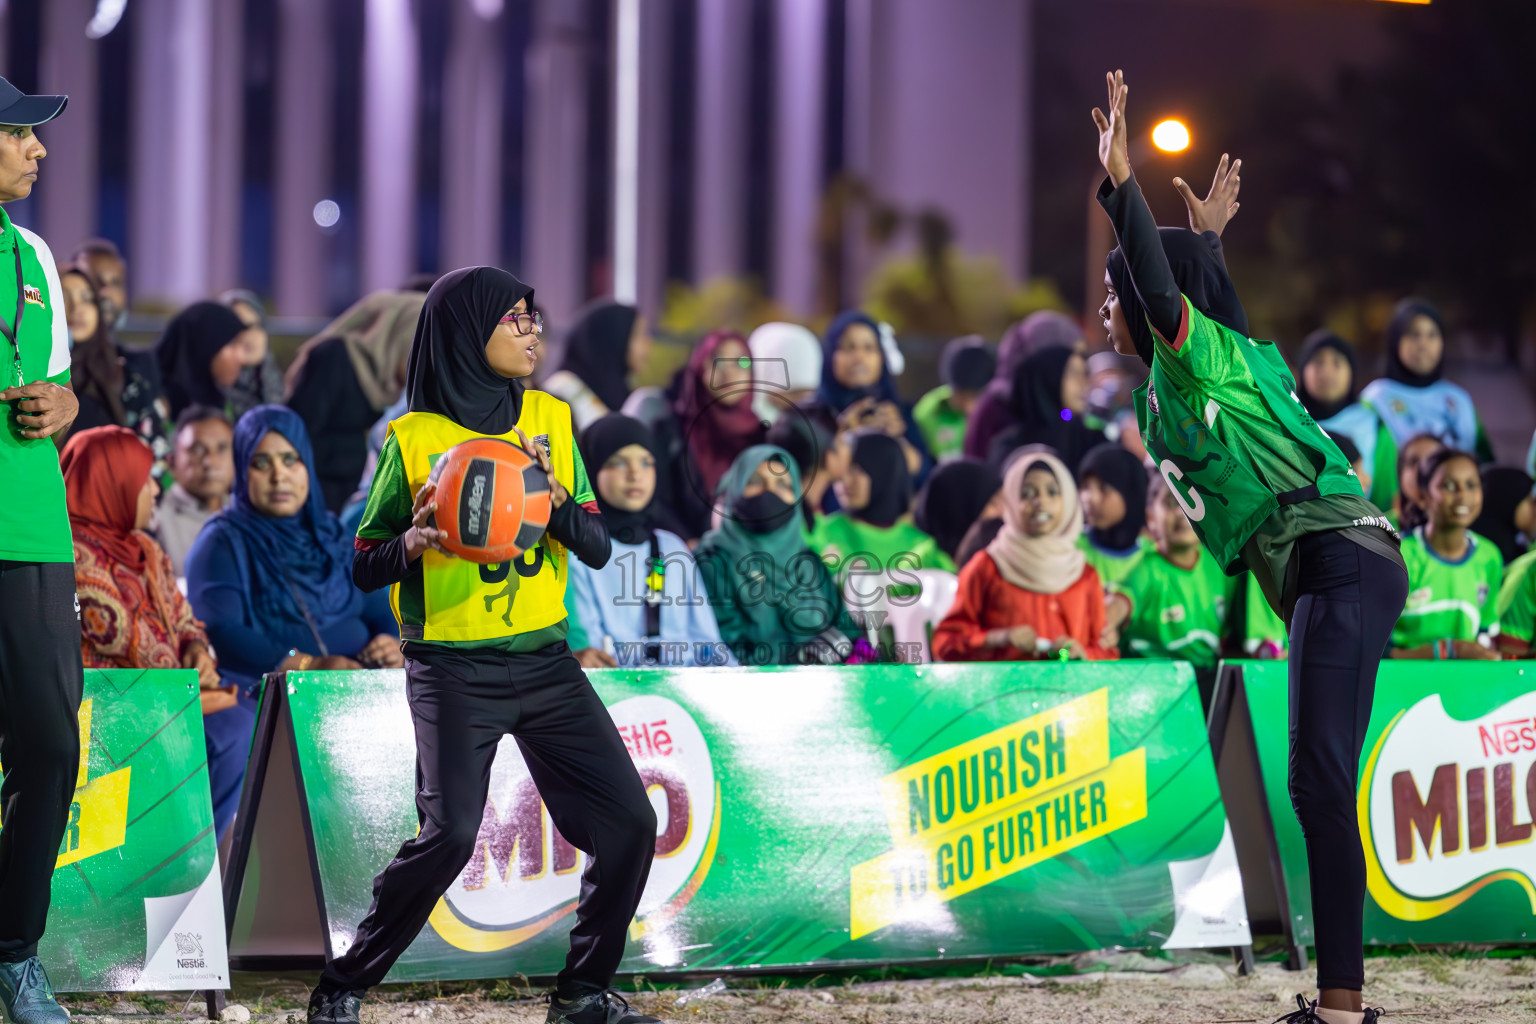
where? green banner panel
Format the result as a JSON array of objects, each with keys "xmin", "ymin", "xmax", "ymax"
[
  {"xmin": 271, "ymin": 662, "xmax": 1249, "ymax": 981},
  {"xmin": 1231, "ymin": 659, "xmax": 1536, "ymax": 947},
  {"xmin": 2, "ymin": 670, "xmax": 229, "ymax": 991}
]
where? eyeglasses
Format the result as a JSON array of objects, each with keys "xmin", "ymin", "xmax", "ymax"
[{"xmin": 499, "ymin": 310, "xmax": 544, "ymax": 336}]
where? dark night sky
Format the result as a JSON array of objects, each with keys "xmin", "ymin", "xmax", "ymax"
[{"xmin": 1030, "ymin": 0, "xmax": 1419, "ymax": 311}]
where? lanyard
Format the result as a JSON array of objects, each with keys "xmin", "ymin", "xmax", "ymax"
[
  {"xmin": 644, "ymin": 532, "xmax": 663, "ymax": 661},
  {"xmin": 0, "ymin": 241, "xmax": 26, "ymax": 387}
]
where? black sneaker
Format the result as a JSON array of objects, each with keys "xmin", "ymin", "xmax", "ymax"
[
  {"xmin": 544, "ymin": 989, "xmax": 661, "ymax": 1024},
  {"xmin": 307, "ymin": 987, "xmax": 362, "ymax": 1024},
  {"xmin": 1273, "ymin": 994, "xmax": 1386, "ymax": 1024}
]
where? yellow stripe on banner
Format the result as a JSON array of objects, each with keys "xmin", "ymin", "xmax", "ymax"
[
  {"xmin": 76, "ymin": 699, "xmax": 93, "ymax": 789},
  {"xmin": 879, "ymin": 689, "xmax": 1110, "ymax": 845},
  {"xmin": 56, "ymin": 766, "xmax": 131, "ymax": 869},
  {"xmin": 851, "ymin": 747, "xmax": 1146, "ymax": 940}
]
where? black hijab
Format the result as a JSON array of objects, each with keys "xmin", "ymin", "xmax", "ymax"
[
  {"xmin": 1297, "ymin": 330, "xmax": 1358, "ymax": 421},
  {"xmin": 64, "ymin": 263, "xmax": 126, "ymax": 426},
  {"xmin": 154, "ymin": 301, "xmax": 248, "ymax": 419},
  {"xmin": 987, "ymin": 345, "xmax": 1103, "ymax": 472},
  {"xmin": 1107, "ymin": 228, "xmax": 1249, "ymax": 367},
  {"xmin": 914, "ymin": 458, "xmax": 1001, "ymax": 559},
  {"xmin": 1384, "ymin": 298, "xmax": 1446, "ymax": 389},
  {"xmin": 1078, "ymin": 443, "xmax": 1147, "ymax": 553},
  {"xmin": 1472, "ymin": 466, "xmax": 1534, "ymax": 565},
  {"xmin": 560, "ymin": 299, "xmax": 638, "ymax": 413},
  {"xmin": 955, "ymin": 516, "xmax": 1004, "ymax": 570},
  {"xmin": 581, "ymin": 413, "xmax": 659, "ymax": 545},
  {"xmin": 848, "ymin": 430, "xmax": 910, "ymax": 529},
  {"xmin": 405, "ymin": 266, "xmax": 534, "ymax": 435}
]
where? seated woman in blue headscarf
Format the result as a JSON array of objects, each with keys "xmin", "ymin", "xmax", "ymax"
[
  {"xmin": 815, "ymin": 311, "xmax": 932, "ymax": 488},
  {"xmin": 186, "ymin": 406, "xmax": 402, "ymax": 831}
]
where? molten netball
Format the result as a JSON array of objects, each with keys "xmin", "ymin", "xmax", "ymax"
[{"xmin": 426, "ymin": 438, "xmax": 552, "ymax": 563}]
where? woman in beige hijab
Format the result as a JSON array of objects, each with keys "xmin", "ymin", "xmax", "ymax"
[
  {"xmin": 933, "ymin": 446, "xmax": 1117, "ymax": 661},
  {"xmin": 285, "ymin": 290, "xmax": 426, "ymax": 511}
]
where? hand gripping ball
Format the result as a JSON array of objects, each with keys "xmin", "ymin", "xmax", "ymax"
[{"xmin": 426, "ymin": 438, "xmax": 552, "ymax": 563}]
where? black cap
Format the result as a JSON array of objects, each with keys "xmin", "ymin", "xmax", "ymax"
[{"xmin": 0, "ymin": 76, "xmax": 67, "ymax": 127}]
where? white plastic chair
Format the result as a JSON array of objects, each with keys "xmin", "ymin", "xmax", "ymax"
[{"xmin": 841, "ymin": 569, "xmax": 959, "ymax": 663}]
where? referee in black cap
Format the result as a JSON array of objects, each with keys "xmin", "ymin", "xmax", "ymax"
[{"xmin": 0, "ymin": 74, "xmax": 83, "ymax": 1024}]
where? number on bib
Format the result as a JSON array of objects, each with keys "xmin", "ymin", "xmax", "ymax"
[{"xmin": 1158, "ymin": 459, "xmax": 1207, "ymax": 522}]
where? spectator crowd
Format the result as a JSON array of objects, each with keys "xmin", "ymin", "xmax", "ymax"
[{"xmin": 44, "ymin": 233, "xmax": 1536, "ymax": 843}]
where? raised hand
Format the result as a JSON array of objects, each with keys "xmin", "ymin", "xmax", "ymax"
[
  {"xmin": 1090, "ymin": 69, "xmax": 1132, "ymax": 186},
  {"xmin": 1174, "ymin": 153, "xmax": 1242, "ymax": 237}
]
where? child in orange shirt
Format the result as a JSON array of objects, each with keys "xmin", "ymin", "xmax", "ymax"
[{"xmin": 933, "ymin": 447, "xmax": 1116, "ymax": 661}]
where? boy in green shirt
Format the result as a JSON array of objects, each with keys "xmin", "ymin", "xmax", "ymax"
[
  {"xmin": 1118, "ymin": 471, "xmax": 1234, "ymax": 665},
  {"xmin": 1116, "ymin": 469, "xmax": 1235, "ymax": 702},
  {"xmin": 1498, "ymin": 550, "xmax": 1536, "ymax": 657},
  {"xmin": 912, "ymin": 336, "xmax": 993, "ymax": 462}
]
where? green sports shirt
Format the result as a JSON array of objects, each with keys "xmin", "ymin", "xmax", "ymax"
[
  {"xmin": 1240, "ymin": 572, "xmax": 1289, "ymax": 655},
  {"xmin": 1113, "ymin": 547, "xmax": 1235, "ymax": 669},
  {"xmin": 1497, "ymin": 548, "xmax": 1536, "ymax": 643},
  {"xmin": 1392, "ymin": 527, "xmax": 1502, "ymax": 650},
  {"xmin": 1135, "ymin": 297, "xmax": 1402, "ymax": 620},
  {"xmin": 1078, "ymin": 533, "xmax": 1150, "ymax": 588},
  {"xmin": 357, "ymin": 428, "xmax": 597, "ymax": 652},
  {"xmin": 0, "ymin": 207, "xmax": 73, "ymax": 562},
  {"xmin": 911, "ymin": 386, "xmax": 968, "ymax": 462},
  {"xmin": 805, "ymin": 512, "xmax": 957, "ymax": 588}
]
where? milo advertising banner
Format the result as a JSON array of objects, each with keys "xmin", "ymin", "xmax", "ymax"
[
  {"xmin": 227, "ymin": 662, "xmax": 1249, "ymax": 980},
  {"xmin": 1214, "ymin": 660, "xmax": 1536, "ymax": 954},
  {"xmin": 0, "ymin": 670, "xmax": 228, "ymax": 991}
]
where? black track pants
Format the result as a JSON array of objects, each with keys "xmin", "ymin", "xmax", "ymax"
[
  {"xmin": 0, "ymin": 561, "xmax": 84, "ymax": 963},
  {"xmin": 1286, "ymin": 532, "xmax": 1408, "ymax": 992},
  {"xmin": 319, "ymin": 642, "xmax": 656, "ymax": 995}
]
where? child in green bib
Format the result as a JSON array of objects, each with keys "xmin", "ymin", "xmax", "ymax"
[{"xmin": 1093, "ymin": 70, "xmax": 1406, "ymax": 1022}]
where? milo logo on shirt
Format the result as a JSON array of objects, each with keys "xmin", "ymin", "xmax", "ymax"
[
  {"xmin": 1361, "ymin": 692, "xmax": 1536, "ymax": 921},
  {"xmin": 423, "ymin": 696, "xmax": 719, "ymax": 953}
]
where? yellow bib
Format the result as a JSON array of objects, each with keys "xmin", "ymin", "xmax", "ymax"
[{"xmin": 388, "ymin": 395, "xmax": 574, "ymax": 642}]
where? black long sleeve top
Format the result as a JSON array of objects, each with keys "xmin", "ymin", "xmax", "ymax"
[{"xmin": 1096, "ymin": 172, "xmax": 1232, "ymax": 345}]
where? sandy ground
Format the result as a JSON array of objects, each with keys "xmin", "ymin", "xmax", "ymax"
[{"xmin": 59, "ymin": 951, "xmax": 1536, "ymax": 1024}]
